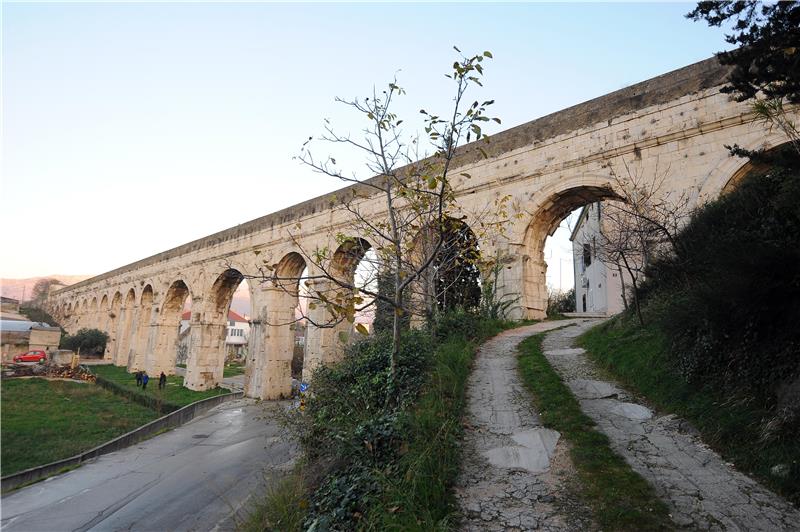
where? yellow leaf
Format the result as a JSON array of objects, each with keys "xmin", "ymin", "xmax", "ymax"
[{"xmin": 355, "ymin": 323, "xmax": 369, "ymax": 335}]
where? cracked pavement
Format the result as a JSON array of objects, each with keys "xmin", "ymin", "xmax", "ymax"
[
  {"xmin": 543, "ymin": 320, "xmax": 800, "ymax": 531},
  {"xmin": 1, "ymin": 399, "xmax": 296, "ymax": 532},
  {"xmin": 455, "ymin": 320, "xmax": 594, "ymax": 531}
]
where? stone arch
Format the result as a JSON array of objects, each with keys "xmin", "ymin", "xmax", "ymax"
[
  {"xmin": 330, "ymin": 237, "xmax": 372, "ymax": 280},
  {"xmin": 519, "ymin": 180, "xmax": 622, "ymax": 319},
  {"xmin": 139, "ymin": 283, "xmax": 154, "ymax": 306},
  {"xmin": 210, "ymin": 269, "xmax": 246, "ymax": 318},
  {"xmin": 184, "ymin": 269, "xmax": 249, "ymax": 391},
  {"xmin": 106, "ymin": 291, "xmax": 122, "ymax": 360},
  {"xmin": 302, "ymin": 238, "xmax": 374, "ymax": 380},
  {"xmin": 434, "ymin": 217, "xmax": 482, "ymax": 312},
  {"xmin": 115, "ymin": 288, "xmax": 137, "ymax": 366},
  {"xmin": 147, "ymin": 279, "xmax": 193, "ymax": 376},
  {"xmin": 161, "ymin": 279, "xmax": 192, "ymax": 322},
  {"xmin": 409, "ymin": 217, "xmax": 483, "ymax": 319},
  {"xmin": 89, "ymin": 297, "xmax": 99, "ymax": 329},
  {"xmin": 130, "ymin": 284, "xmax": 154, "ymax": 371},
  {"xmin": 721, "ymin": 142, "xmax": 797, "ymax": 196},
  {"xmin": 64, "ymin": 302, "xmax": 73, "ymax": 329},
  {"xmin": 77, "ymin": 299, "xmax": 88, "ymax": 329},
  {"xmin": 699, "ymin": 132, "xmax": 791, "ymax": 203},
  {"xmin": 276, "ymin": 251, "xmax": 308, "ymax": 290},
  {"xmin": 98, "ymin": 294, "xmax": 110, "ymax": 346},
  {"xmin": 245, "ymin": 252, "xmax": 307, "ymax": 400},
  {"xmin": 332, "ymin": 236, "xmax": 376, "ymax": 329}
]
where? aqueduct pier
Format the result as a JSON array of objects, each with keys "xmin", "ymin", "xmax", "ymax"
[{"xmin": 46, "ymin": 56, "xmax": 795, "ymax": 399}]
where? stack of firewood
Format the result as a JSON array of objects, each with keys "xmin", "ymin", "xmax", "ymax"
[{"xmin": 1, "ymin": 363, "xmax": 95, "ymax": 382}]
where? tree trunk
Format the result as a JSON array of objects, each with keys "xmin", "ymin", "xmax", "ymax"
[
  {"xmin": 620, "ymin": 254, "xmax": 644, "ymax": 326},
  {"xmin": 629, "ymin": 274, "xmax": 645, "ymax": 326},
  {"xmin": 617, "ymin": 264, "xmax": 629, "ymax": 310}
]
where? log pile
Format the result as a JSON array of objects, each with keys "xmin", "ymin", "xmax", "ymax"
[{"xmin": 1, "ymin": 362, "xmax": 95, "ymax": 382}]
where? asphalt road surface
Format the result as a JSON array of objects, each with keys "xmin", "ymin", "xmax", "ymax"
[{"xmin": 1, "ymin": 399, "xmax": 295, "ymax": 531}]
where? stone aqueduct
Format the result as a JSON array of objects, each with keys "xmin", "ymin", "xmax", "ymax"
[{"xmin": 46, "ymin": 57, "xmax": 794, "ymax": 400}]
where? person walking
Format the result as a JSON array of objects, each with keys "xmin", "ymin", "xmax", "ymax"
[
  {"xmin": 159, "ymin": 372, "xmax": 167, "ymax": 390},
  {"xmin": 135, "ymin": 371, "xmax": 143, "ymax": 387},
  {"xmin": 142, "ymin": 372, "xmax": 149, "ymax": 390}
]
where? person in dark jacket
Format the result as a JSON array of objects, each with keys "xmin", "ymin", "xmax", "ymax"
[
  {"xmin": 159, "ymin": 372, "xmax": 167, "ymax": 390},
  {"xmin": 135, "ymin": 371, "xmax": 143, "ymax": 387},
  {"xmin": 142, "ymin": 372, "xmax": 149, "ymax": 390}
]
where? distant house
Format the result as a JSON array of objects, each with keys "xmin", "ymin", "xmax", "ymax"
[
  {"xmin": 178, "ymin": 309, "xmax": 250, "ymax": 360},
  {"xmin": 570, "ymin": 203, "xmax": 625, "ymax": 315},
  {"xmin": 1, "ymin": 296, "xmax": 24, "ymax": 321},
  {"xmin": 1, "ymin": 319, "xmax": 61, "ymax": 362}
]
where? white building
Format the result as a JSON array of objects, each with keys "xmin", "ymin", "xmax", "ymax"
[
  {"xmin": 570, "ymin": 203, "xmax": 625, "ymax": 315},
  {"xmin": 179, "ymin": 309, "xmax": 250, "ymax": 359}
]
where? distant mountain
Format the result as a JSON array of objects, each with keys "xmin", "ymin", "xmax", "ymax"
[{"xmin": 0, "ymin": 275, "xmax": 92, "ymax": 302}]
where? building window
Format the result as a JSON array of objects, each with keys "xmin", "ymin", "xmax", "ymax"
[{"xmin": 583, "ymin": 244, "xmax": 592, "ymax": 269}]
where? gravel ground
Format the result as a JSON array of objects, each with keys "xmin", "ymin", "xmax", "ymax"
[
  {"xmin": 455, "ymin": 320, "xmax": 595, "ymax": 531},
  {"xmin": 542, "ymin": 320, "xmax": 800, "ymax": 531}
]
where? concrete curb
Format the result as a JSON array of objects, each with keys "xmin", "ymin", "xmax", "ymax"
[{"xmin": 1, "ymin": 389, "xmax": 244, "ymax": 493}]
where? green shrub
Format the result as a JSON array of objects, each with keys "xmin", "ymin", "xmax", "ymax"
[
  {"xmin": 429, "ymin": 306, "xmax": 510, "ymax": 343},
  {"xmin": 547, "ymin": 288, "xmax": 575, "ymax": 316},
  {"xmin": 19, "ymin": 305, "xmax": 62, "ymax": 329},
  {"xmin": 581, "ymin": 317, "xmax": 800, "ymax": 505},
  {"xmin": 639, "ymin": 159, "xmax": 800, "ymax": 415},
  {"xmin": 270, "ymin": 311, "xmax": 512, "ymax": 531},
  {"xmin": 60, "ymin": 328, "xmax": 109, "ymax": 356},
  {"xmin": 296, "ymin": 331, "xmax": 432, "ymax": 529}
]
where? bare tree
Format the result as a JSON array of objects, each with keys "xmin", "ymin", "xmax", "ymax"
[
  {"xmin": 29, "ymin": 278, "xmax": 64, "ymax": 308},
  {"xmin": 584, "ymin": 159, "xmax": 693, "ymax": 325},
  {"xmin": 251, "ymin": 49, "xmax": 504, "ymax": 376}
]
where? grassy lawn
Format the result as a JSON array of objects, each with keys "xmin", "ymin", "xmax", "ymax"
[
  {"xmin": 580, "ymin": 318, "xmax": 800, "ymax": 506},
  {"xmin": 91, "ymin": 365, "xmax": 227, "ymax": 408},
  {"xmin": 223, "ymin": 362, "xmax": 245, "ymax": 378},
  {"xmin": 175, "ymin": 362, "xmax": 242, "ymax": 377},
  {"xmin": 518, "ymin": 332, "xmax": 673, "ymax": 531},
  {"xmin": 1, "ymin": 378, "xmax": 158, "ymax": 476}
]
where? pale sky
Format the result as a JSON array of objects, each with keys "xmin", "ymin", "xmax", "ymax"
[{"xmin": 1, "ymin": 1, "xmax": 732, "ymax": 291}]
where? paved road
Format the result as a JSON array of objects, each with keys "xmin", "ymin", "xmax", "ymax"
[{"xmin": 1, "ymin": 399, "xmax": 295, "ymax": 532}]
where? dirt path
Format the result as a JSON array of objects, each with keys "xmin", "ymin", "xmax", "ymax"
[
  {"xmin": 542, "ymin": 320, "xmax": 800, "ymax": 531},
  {"xmin": 455, "ymin": 320, "xmax": 594, "ymax": 531}
]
